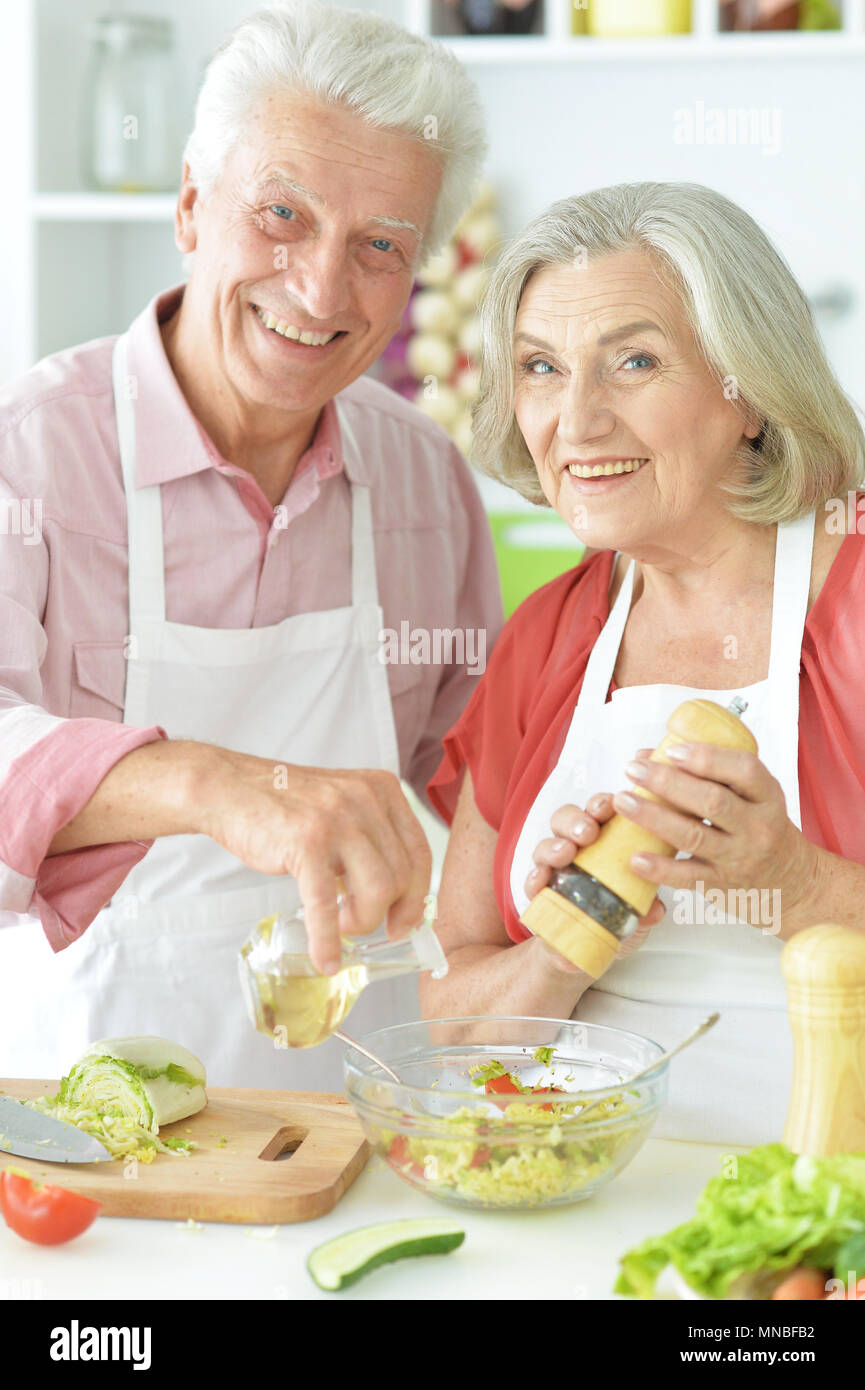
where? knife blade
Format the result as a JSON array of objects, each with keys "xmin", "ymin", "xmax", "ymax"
[{"xmin": 0, "ymin": 1096, "xmax": 112, "ymax": 1163}]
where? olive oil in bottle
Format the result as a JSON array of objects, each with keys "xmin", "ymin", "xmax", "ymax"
[{"xmin": 238, "ymin": 910, "xmax": 447, "ymax": 1049}]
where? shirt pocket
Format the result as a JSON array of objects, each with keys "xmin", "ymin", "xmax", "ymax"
[{"xmin": 69, "ymin": 641, "xmax": 127, "ymax": 721}]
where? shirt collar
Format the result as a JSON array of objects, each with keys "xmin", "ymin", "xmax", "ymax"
[{"xmin": 123, "ymin": 284, "xmax": 367, "ymax": 489}]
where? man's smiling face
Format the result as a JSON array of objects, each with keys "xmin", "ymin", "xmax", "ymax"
[{"xmin": 176, "ymin": 91, "xmax": 443, "ymax": 415}]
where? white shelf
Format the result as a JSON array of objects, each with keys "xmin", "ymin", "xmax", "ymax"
[
  {"xmin": 33, "ymin": 192, "xmax": 177, "ymax": 222},
  {"xmin": 437, "ymin": 31, "xmax": 863, "ymax": 62},
  {"xmin": 4, "ymin": 0, "xmax": 865, "ymax": 390}
]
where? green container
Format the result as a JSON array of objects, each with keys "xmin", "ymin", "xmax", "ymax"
[{"xmin": 489, "ymin": 511, "xmax": 585, "ymax": 617}]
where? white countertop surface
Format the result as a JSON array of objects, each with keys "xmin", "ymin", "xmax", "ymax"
[{"xmin": 0, "ymin": 1136, "xmax": 736, "ymax": 1301}]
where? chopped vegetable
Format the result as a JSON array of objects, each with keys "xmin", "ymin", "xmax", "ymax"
[
  {"xmin": 469, "ymin": 1059, "xmax": 510, "ymax": 1088},
  {"xmin": 307, "ymin": 1219, "xmax": 465, "ymax": 1291},
  {"xmin": 386, "ymin": 1134, "xmax": 424, "ymax": 1179},
  {"xmin": 480, "ymin": 1066, "xmax": 566, "ymax": 1113},
  {"xmin": 471, "ymin": 1058, "xmax": 566, "ymax": 1110},
  {"xmin": 72, "ymin": 1036, "xmax": 206, "ymax": 1125},
  {"xmin": 485, "ymin": 1074, "xmax": 524, "ymax": 1098},
  {"xmin": 616, "ymin": 1145, "xmax": 865, "ymax": 1300},
  {"xmin": 23, "ymin": 1035, "xmax": 207, "ymax": 1164},
  {"xmin": 530, "ymin": 1085, "xmax": 568, "ymax": 1113},
  {"xmin": 379, "ymin": 1087, "xmax": 638, "ymax": 1207},
  {"xmin": 0, "ymin": 1171, "xmax": 101, "ymax": 1245},
  {"xmin": 771, "ymin": 1268, "xmax": 827, "ymax": 1301}
]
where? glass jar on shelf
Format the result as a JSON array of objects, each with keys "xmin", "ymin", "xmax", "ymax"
[
  {"xmin": 82, "ymin": 13, "xmax": 180, "ymax": 193},
  {"xmin": 720, "ymin": 0, "xmax": 841, "ymax": 26},
  {"xmin": 440, "ymin": 0, "xmax": 544, "ymax": 36},
  {"xmin": 587, "ymin": 0, "xmax": 692, "ymax": 36},
  {"xmin": 719, "ymin": 0, "xmax": 799, "ymax": 27}
]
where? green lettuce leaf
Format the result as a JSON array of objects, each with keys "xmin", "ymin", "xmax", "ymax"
[{"xmin": 615, "ymin": 1143, "xmax": 865, "ymax": 1299}]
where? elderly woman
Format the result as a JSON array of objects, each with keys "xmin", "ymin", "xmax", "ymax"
[{"xmin": 425, "ymin": 182, "xmax": 865, "ymax": 1146}]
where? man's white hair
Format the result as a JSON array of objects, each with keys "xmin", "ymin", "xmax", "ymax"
[{"xmin": 183, "ymin": 1, "xmax": 488, "ymax": 258}]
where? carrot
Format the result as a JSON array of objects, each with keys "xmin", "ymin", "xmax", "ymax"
[{"xmin": 771, "ymin": 1269, "xmax": 827, "ymax": 1301}]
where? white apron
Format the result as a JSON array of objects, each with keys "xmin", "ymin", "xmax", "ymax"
[
  {"xmin": 510, "ymin": 516, "xmax": 814, "ymax": 1146},
  {"xmin": 0, "ymin": 335, "xmax": 422, "ymax": 1088}
]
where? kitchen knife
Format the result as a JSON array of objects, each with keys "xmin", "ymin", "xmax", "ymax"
[{"xmin": 0, "ymin": 1096, "xmax": 112, "ymax": 1163}]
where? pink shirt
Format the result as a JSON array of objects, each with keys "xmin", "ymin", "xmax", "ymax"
[{"xmin": 0, "ymin": 285, "xmax": 503, "ymax": 951}]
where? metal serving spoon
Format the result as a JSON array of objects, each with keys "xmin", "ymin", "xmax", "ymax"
[
  {"xmin": 575, "ymin": 1012, "xmax": 720, "ymax": 1121},
  {"xmin": 334, "ymin": 1029, "xmax": 402, "ymax": 1084},
  {"xmin": 337, "ymin": 1011, "xmax": 721, "ymax": 1105}
]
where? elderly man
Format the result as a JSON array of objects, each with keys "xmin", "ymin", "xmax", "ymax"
[{"xmin": 0, "ymin": 3, "xmax": 502, "ymax": 1087}]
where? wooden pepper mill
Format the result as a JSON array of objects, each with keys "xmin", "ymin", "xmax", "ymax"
[
  {"xmin": 520, "ymin": 697, "xmax": 758, "ymax": 977},
  {"xmin": 782, "ymin": 924, "xmax": 865, "ymax": 1156}
]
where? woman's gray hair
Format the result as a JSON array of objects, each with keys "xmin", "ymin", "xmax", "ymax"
[
  {"xmin": 183, "ymin": 1, "xmax": 487, "ymax": 258},
  {"xmin": 472, "ymin": 181, "xmax": 864, "ymax": 522}
]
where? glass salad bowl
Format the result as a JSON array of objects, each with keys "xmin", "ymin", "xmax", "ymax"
[{"xmin": 343, "ymin": 1017, "xmax": 669, "ymax": 1210}]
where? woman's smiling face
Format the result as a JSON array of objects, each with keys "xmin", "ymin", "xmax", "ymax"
[{"xmin": 512, "ymin": 248, "xmax": 761, "ymax": 553}]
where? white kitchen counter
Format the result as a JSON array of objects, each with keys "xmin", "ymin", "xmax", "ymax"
[{"xmin": 0, "ymin": 1136, "xmax": 739, "ymax": 1301}]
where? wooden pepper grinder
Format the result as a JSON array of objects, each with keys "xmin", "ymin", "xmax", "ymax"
[
  {"xmin": 782, "ymin": 924, "xmax": 865, "ymax": 1156},
  {"xmin": 520, "ymin": 697, "xmax": 758, "ymax": 977}
]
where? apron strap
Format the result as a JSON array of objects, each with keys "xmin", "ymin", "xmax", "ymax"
[
  {"xmin": 349, "ymin": 483, "xmax": 380, "ymax": 609},
  {"xmin": 112, "ymin": 334, "xmax": 167, "ymax": 625},
  {"xmin": 336, "ymin": 403, "xmax": 380, "ymax": 610},
  {"xmin": 763, "ymin": 511, "xmax": 814, "ymax": 827},
  {"xmin": 578, "ymin": 513, "xmax": 814, "ymax": 715},
  {"xmin": 115, "ymin": 341, "xmax": 382, "ymax": 622},
  {"xmin": 576, "ymin": 554, "xmax": 635, "ymax": 713},
  {"xmin": 766, "ymin": 511, "xmax": 814, "ymax": 688},
  {"xmin": 570, "ymin": 516, "xmax": 813, "ymax": 823}
]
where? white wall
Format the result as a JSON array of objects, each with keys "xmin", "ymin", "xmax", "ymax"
[{"xmin": 471, "ymin": 53, "xmax": 865, "ymax": 409}]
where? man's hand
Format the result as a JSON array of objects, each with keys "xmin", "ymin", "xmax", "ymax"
[
  {"xmin": 47, "ymin": 738, "xmax": 432, "ymax": 974},
  {"xmin": 195, "ymin": 750, "xmax": 432, "ymax": 973}
]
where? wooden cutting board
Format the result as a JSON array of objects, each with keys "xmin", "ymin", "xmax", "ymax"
[{"xmin": 0, "ymin": 1080, "xmax": 371, "ymax": 1224}]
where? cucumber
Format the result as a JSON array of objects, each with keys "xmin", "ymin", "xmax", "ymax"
[{"xmin": 307, "ymin": 1218, "xmax": 466, "ymax": 1291}]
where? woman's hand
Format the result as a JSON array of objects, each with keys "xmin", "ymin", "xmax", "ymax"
[
  {"xmin": 613, "ymin": 742, "xmax": 819, "ymax": 932},
  {"xmin": 525, "ymin": 793, "xmax": 666, "ymax": 973}
]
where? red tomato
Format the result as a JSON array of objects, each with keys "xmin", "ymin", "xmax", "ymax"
[
  {"xmin": 485, "ymin": 1075, "xmax": 522, "ymax": 1111},
  {"xmin": 469, "ymin": 1145, "xmax": 491, "ymax": 1169},
  {"xmin": 486, "ymin": 1078, "xmax": 520, "ymax": 1096},
  {"xmin": 0, "ymin": 1171, "xmax": 101, "ymax": 1246},
  {"xmin": 484, "ymin": 1075, "xmax": 521, "ymax": 1095},
  {"xmin": 387, "ymin": 1135, "xmax": 409, "ymax": 1163},
  {"xmin": 385, "ymin": 1136, "xmax": 425, "ymax": 1180},
  {"xmin": 531, "ymin": 1085, "xmax": 567, "ymax": 1113},
  {"xmin": 771, "ymin": 1269, "xmax": 827, "ymax": 1301}
]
